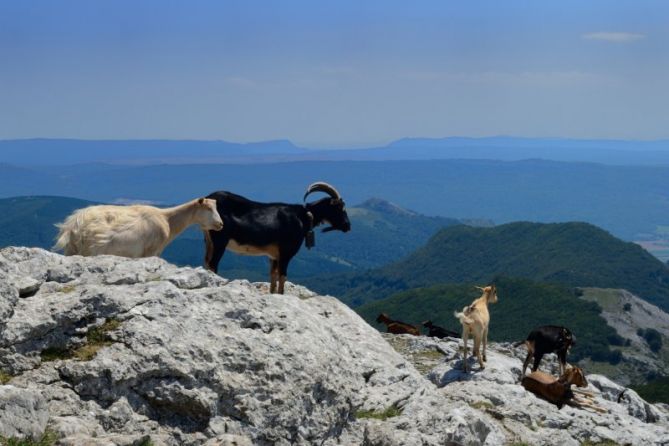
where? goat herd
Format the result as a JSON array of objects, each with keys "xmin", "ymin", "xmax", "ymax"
[
  {"xmin": 52, "ymin": 180, "xmax": 603, "ymax": 412},
  {"xmin": 54, "ymin": 181, "xmax": 350, "ymax": 294},
  {"xmin": 378, "ymin": 285, "xmax": 606, "ymax": 413}
]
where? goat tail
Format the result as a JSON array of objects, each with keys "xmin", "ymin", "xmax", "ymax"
[
  {"xmin": 53, "ymin": 217, "xmax": 82, "ymax": 255},
  {"xmin": 53, "ymin": 209, "xmax": 87, "ymax": 255},
  {"xmin": 454, "ymin": 308, "xmax": 474, "ymax": 325},
  {"xmin": 53, "ymin": 222, "xmax": 71, "ymax": 252}
]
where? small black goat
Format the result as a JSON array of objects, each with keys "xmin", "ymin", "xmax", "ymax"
[
  {"xmin": 422, "ymin": 320, "xmax": 460, "ymax": 339},
  {"xmin": 516, "ymin": 325, "xmax": 576, "ymax": 377},
  {"xmin": 203, "ymin": 182, "xmax": 351, "ymax": 294}
]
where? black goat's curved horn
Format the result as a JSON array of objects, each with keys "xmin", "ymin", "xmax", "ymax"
[{"xmin": 304, "ymin": 182, "xmax": 342, "ymax": 202}]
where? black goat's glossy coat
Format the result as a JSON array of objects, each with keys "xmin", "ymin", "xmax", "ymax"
[
  {"xmin": 520, "ymin": 325, "xmax": 576, "ymax": 374},
  {"xmin": 423, "ymin": 320, "xmax": 461, "ymax": 339},
  {"xmin": 203, "ymin": 190, "xmax": 350, "ymax": 293},
  {"xmin": 206, "ymin": 191, "xmax": 308, "ymax": 254}
]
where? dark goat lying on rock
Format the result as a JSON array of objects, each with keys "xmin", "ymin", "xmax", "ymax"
[
  {"xmin": 422, "ymin": 320, "xmax": 460, "ymax": 339},
  {"xmin": 376, "ymin": 313, "xmax": 420, "ymax": 336},
  {"xmin": 516, "ymin": 325, "xmax": 575, "ymax": 376}
]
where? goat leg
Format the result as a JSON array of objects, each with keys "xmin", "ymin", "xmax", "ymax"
[
  {"xmin": 572, "ymin": 389, "xmax": 596, "ymax": 399},
  {"xmin": 482, "ymin": 327, "xmax": 488, "ymax": 362},
  {"xmin": 570, "ymin": 398, "xmax": 608, "ymax": 414},
  {"xmin": 582, "ymin": 403, "xmax": 608, "ymax": 414},
  {"xmin": 474, "ymin": 337, "xmax": 485, "ymax": 370},
  {"xmin": 576, "ymin": 393, "xmax": 596, "ymax": 402},
  {"xmin": 461, "ymin": 331, "xmax": 470, "ymax": 372}
]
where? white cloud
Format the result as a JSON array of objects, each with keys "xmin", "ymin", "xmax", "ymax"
[{"xmin": 582, "ymin": 32, "xmax": 645, "ymax": 43}]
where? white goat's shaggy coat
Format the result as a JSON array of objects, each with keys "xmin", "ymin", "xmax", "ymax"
[
  {"xmin": 454, "ymin": 285, "xmax": 498, "ymax": 372},
  {"xmin": 54, "ymin": 198, "xmax": 223, "ymax": 258}
]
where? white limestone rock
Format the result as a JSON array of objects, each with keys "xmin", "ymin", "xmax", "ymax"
[
  {"xmin": 0, "ymin": 385, "xmax": 49, "ymax": 440},
  {"xmin": 1, "ymin": 247, "xmax": 668, "ymax": 445}
]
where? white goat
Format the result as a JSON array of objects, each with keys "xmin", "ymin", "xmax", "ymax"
[
  {"xmin": 454, "ymin": 285, "xmax": 498, "ymax": 371},
  {"xmin": 54, "ymin": 198, "xmax": 224, "ymax": 258}
]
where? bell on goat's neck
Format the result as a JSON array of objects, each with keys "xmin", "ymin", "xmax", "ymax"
[{"xmin": 305, "ymin": 230, "xmax": 315, "ymax": 249}]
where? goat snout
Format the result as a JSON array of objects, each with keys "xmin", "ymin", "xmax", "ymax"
[{"xmin": 204, "ymin": 221, "xmax": 224, "ymax": 231}]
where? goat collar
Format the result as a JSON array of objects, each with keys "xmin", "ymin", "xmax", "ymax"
[{"xmin": 305, "ymin": 210, "xmax": 315, "ymax": 249}]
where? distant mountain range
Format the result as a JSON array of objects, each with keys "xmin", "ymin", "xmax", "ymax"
[
  {"xmin": 316, "ymin": 137, "xmax": 669, "ymax": 165},
  {"xmin": 1, "ymin": 159, "xmax": 669, "ymax": 240},
  {"xmin": 305, "ymin": 221, "xmax": 669, "ymax": 312},
  {"xmin": 2, "ymin": 136, "xmax": 669, "ymax": 166},
  {"xmin": 0, "ymin": 139, "xmax": 306, "ymax": 165},
  {"xmin": 0, "ymin": 195, "xmax": 470, "ymax": 280}
]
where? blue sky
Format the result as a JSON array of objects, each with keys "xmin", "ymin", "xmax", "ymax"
[{"xmin": 1, "ymin": 1, "xmax": 667, "ymax": 146}]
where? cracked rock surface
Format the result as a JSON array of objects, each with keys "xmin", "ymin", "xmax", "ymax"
[
  {"xmin": 389, "ymin": 335, "xmax": 669, "ymax": 446},
  {"xmin": 0, "ymin": 247, "xmax": 668, "ymax": 445}
]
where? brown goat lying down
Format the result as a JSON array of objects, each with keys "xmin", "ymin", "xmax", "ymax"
[
  {"xmin": 376, "ymin": 313, "xmax": 420, "ymax": 336},
  {"xmin": 522, "ymin": 367, "xmax": 606, "ymax": 413}
]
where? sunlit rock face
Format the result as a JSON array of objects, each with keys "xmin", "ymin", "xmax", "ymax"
[{"xmin": 0, "ymin": 247, "xmax": 667, "ymax": 445}]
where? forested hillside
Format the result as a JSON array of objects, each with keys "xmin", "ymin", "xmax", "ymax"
[
  {"xmin": 0, "ymin": 196, "xmax": 96, "ymax": 248},
  {"xmin": 356, "ymin": 277, "xmax": 623, "ymax": 363},
  {"xmin": 307, "ymin": 222, "xmax": 669, "ymax": 311}
]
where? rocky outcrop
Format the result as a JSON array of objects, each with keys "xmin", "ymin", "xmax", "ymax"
[
  {"xmin": 388, "ymin": 335, "xmax": 669, "ymax": 446},
  {"xmin": 0, "ymin": 247, "xmax": 668, "ymax": 445},
  {"xmin": 579, "ymin": 288, "xmax": 669, "ymax": 385},
  {"xmin": 0, "ymin": 385, "xmax": 48, "ymax": 439}
]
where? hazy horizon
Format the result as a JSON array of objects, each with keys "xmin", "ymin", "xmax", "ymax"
[{"xmin": 2, "ymin": 134, "xmax": 669, "ymax": 148}]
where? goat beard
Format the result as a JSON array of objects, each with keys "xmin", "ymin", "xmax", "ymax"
[{"xmin": 321, "ymin": 226, "xmax": 336, "ymax": 233}]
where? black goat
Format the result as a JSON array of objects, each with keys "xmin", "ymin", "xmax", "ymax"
[
  {"xmin": 203, "ymin": 182, "xmax": 351, "ymax": 294},
  {"xmin": 515, "ymin": 325, "xmax": 576, "ymax": 377},
  {"xmin": 422, "ymin": 320, "xmax": 460, "ymax": 339}
]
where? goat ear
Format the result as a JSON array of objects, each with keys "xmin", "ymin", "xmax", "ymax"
[{"xmin": 474, "ymin": 286, "xmax": 485, "ymax": 291}]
